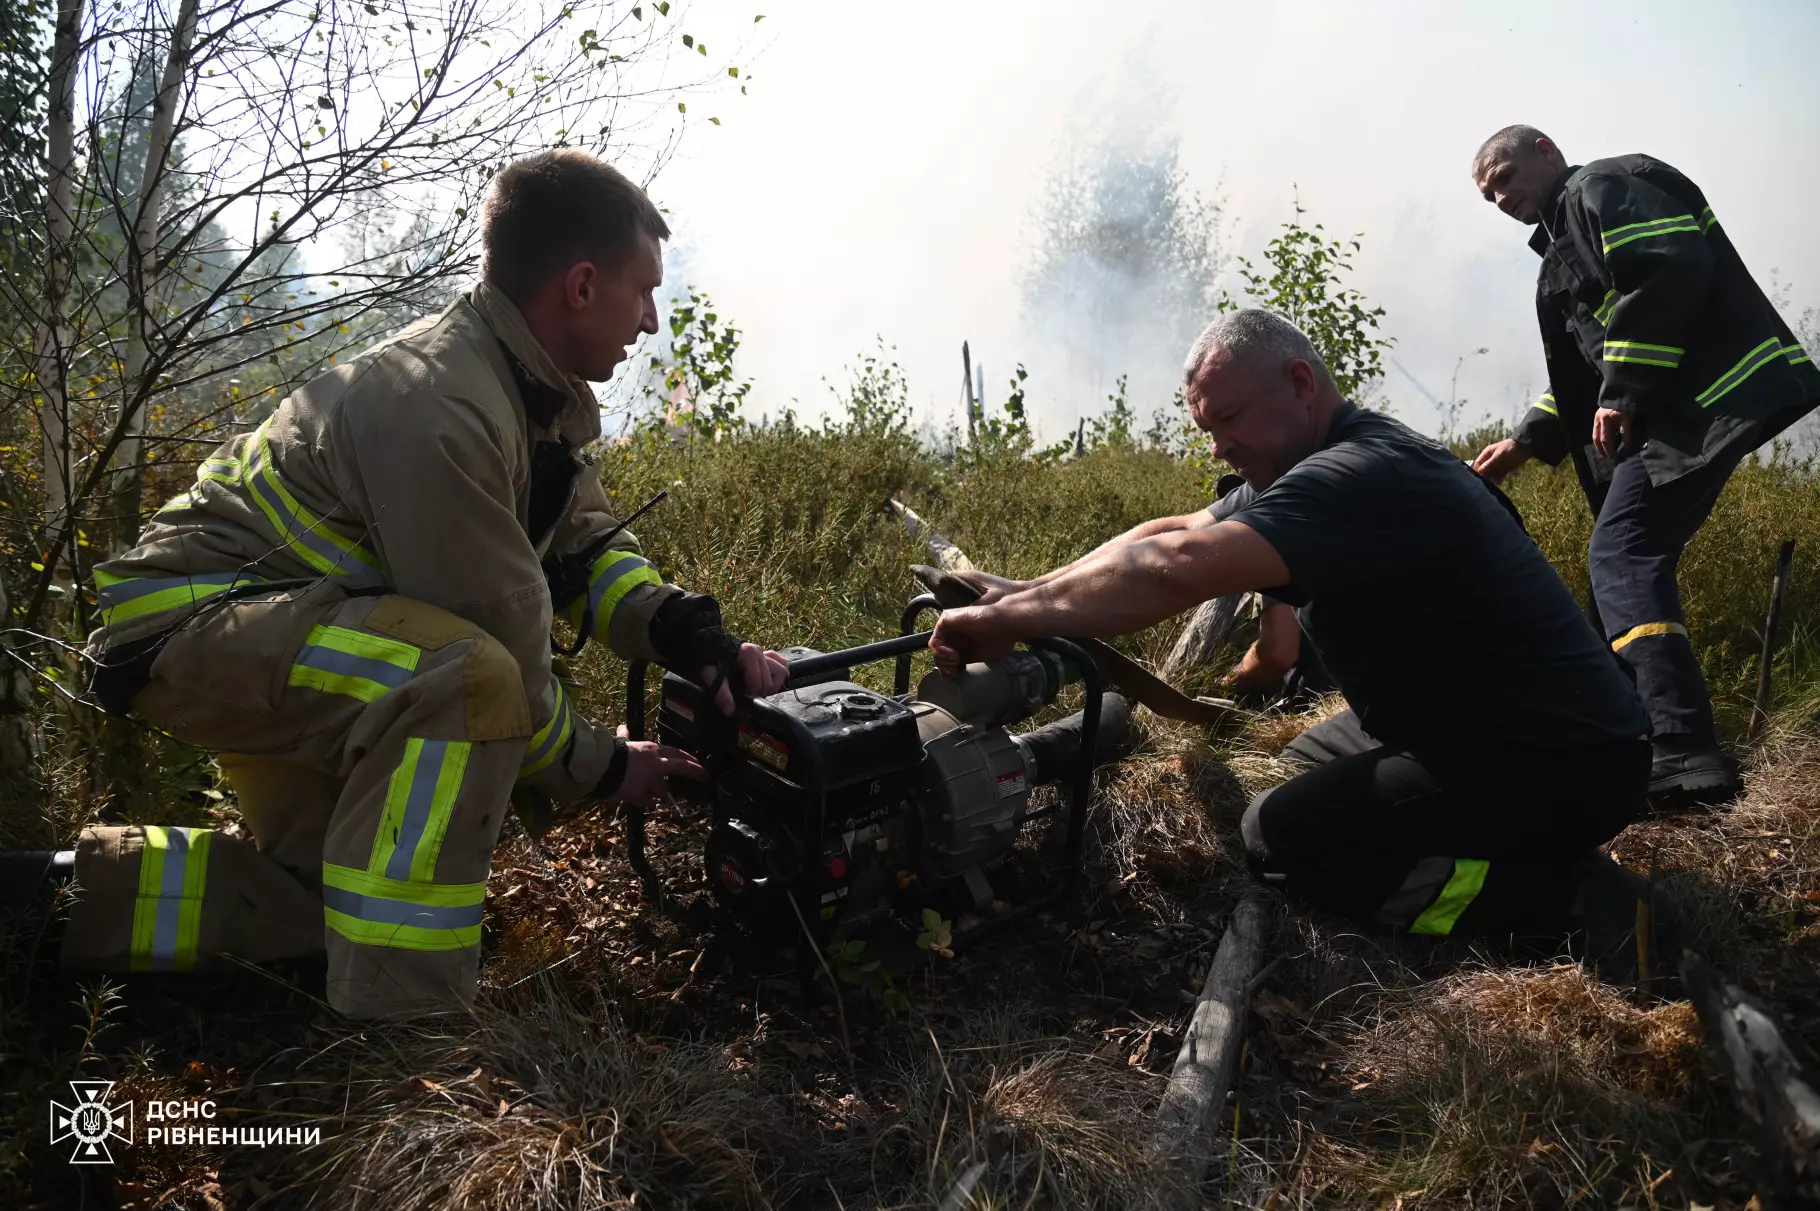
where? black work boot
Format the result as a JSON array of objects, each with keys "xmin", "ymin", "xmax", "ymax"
[
  {"xmin": 0, "ymin": 850, "xmax": 75, "ymax": 912},
  {"xmin": 1573, "ymin": 851, "xmax": 1680, "ymax": 995},
  {"xmin": 1646, "ymin": 735, "xmax": 1740, "ymax": 813},
  {"xmin": 1015, "ymin": 693, "xmax": 1135, "ymax": 786}
]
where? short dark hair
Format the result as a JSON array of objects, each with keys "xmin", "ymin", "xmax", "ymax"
[
  {"xmin": 1472, "ymin": 124, "xmax": 1560, "ymax": 178},
  {"xmin": 481, "ymin": 150, "xmax": 671, "ymax": 302}
]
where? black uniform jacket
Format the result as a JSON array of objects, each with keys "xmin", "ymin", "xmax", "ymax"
[{"xmin": 1512, "ymin": 154, "xmax": 1818, "ymax": 504}]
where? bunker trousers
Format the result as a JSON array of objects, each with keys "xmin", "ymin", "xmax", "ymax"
[
  {"xmin": 1241, "ymin": 710, "xmax": 1649, "ymax": 942},
  {"xmin": 1589, "ymin": 447, "xmax": 1742, "ymax": 747},
  {"xmin": 63, "ymin": 581, "xmax": 533, "ymax": 1019}
]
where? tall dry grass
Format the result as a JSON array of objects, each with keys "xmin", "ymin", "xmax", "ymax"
[{"xmin": 7, "ymin": 410, "xmax": 1820, "ymax": 1209}]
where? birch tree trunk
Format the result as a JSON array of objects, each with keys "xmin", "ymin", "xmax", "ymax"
[
  {"xmin": 35, "ymin": 0, "xmax": 84, "ymax": 579},
  {"xmin": 112, "ymin": 0, "xmax": 201, "ymax": 553}
]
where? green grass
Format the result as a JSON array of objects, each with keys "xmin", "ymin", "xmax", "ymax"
[{"xmin": 5, "ymin": 410, "xmax": 1819, "ymax": 1209}]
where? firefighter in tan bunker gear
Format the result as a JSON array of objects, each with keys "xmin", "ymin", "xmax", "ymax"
[{"xmin": 65, "ymin": 151, "xmax": 788, "ymax": 1019}]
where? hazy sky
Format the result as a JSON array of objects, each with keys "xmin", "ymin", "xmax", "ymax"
[{"xmin": 650, "ymin": 0, "xmax": 1820, "ymax": 439}]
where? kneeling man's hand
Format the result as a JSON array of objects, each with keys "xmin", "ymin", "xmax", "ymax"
[
  {"xmin": 615, "ymin": 740, "xmax": 707, "ymax": 807},
  {"xmin": 930, "ymin": 605, "xmax": 1017, "ymax": 676},
  {"xmin": 1471, "ymin": 437, "xmax": 1533, "ymax": 484}
]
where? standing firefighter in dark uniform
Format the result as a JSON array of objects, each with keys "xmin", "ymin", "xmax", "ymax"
[{"xmin": 1471, "ymin": 126, "xmax": 1820, "ymax": 811}]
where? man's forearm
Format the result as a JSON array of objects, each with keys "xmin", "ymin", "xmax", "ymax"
[
  {"xmin": 1025, "ymin": 512, "xmax": 1204, "ymax": 589},
  {"xmin": 994, "ymin": 523, "xmax": 1278, "ymax": 639}
]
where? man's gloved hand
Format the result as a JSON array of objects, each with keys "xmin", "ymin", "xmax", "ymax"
[{"xmin": 650, "ymin": 592, "xmax": 790, "ymax": 715}]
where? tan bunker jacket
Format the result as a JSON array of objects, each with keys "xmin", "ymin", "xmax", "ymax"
[
  {"xmin": 90, "ymin": 281, "xmax": 678, "ymax": 802},
  {"xmin": 71, "ymin": 284, "xmax": 687, "ymax": 1017}
]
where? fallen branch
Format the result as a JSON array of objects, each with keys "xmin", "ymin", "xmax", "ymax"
[
  {"xmin": 1684, "ymin": 951, "xmax": 1820, "ymax": 1207},
  {"xmin": 1147, "ymin": 890, "xmax": 1276, "ymax": 1203},
  {"xmin": 889, "ymin": 498, "xmax": 975, "ymax": 572}
]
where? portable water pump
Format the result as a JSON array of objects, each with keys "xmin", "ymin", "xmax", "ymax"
[{"xmin": 622, "ymin": 595, "xmax": 1133, "ymax": 945}]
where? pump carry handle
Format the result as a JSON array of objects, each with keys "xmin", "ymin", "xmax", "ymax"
[{"xmin": 909, "ymin": 565, "xmax": 1247, "ymax": 730}]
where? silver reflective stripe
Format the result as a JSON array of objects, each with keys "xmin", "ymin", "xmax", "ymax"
[
  {"xmin": 243, "ymin": 463, "xmax": 368, "ymax": 578},
  {"xmin": 320, "ymin": 883, "xmax": 484, "ymax": 930},
  {"xmin": 292, "ymin": 644, "xmax": 415, "ymax": 691},
  {"xmin": 151, "ymin": 827, "xmax": 195, "ymax": 972},
  {"xmin": 1373, "ymin": 855, "xmax": 1455, "ymax": 930},
  {"xmin": 386, "ymin": 740, "xmax": 451, "ymax": 882},
  {"xmin": 587, "ymin": 553, "xmax": 655, "ymax": 616},
  {"xmin": 96, "ymin": 571, "xmax": 257, "ymax": 609},
  {"xmin": 520, "ymin": 684, "xmax": 572, "ymax": 773}
]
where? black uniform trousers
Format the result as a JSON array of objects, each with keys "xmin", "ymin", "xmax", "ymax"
[
  {"xmin": 1589, "ymin": 445, "xmax": 1742, "ymax": 747},
  {"xmin": 1241, "ymin": 710, "xmax": 1649, "ymax": 941}
]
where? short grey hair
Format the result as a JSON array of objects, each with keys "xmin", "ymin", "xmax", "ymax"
[
  {"xmin": 1182, "ymin": 309, "xmax": 1332, "ymax": 390},
  {"xmin": 1471, "ymin": 124, "xmax": 1559, "ymax": 178}
]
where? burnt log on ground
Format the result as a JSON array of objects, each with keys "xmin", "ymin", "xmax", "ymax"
[
  {"xmin": 1146, "ymin": 890, "xmax": 1277, "ymax": 1206},
  {"xmin": 1684, "ymin": 951, "xmax": 1820, "ymax": 1208}
]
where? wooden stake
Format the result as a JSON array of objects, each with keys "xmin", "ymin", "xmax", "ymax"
[
  {"xmin": 1749, "ymin": 539, "xmax": 1796, "ymax": 744},
  {"xmin": 961, "ymin": 341, "xmax": 976, "ymax": 444},
  {"xmin": 1147, "ymin": 890, "xmax": 1276, "ymax": 1203}
]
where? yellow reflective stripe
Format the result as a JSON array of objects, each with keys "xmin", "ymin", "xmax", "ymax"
[
  {"xmin": 1601, "ymin": 213, "xmax": 1696, "ymax": 241},
  {"xmin": 176, "ymin": 830, "xmax": 210, "ymax": 971},
  {"xmin": 129, "ymin": 826, "xmax": 212, "ymax": 972},
  {"xmin": 308, "ymin": 625, "xmax": 420, "ymax": 670},
  {"xmin": 576, "ymin": 549, "xmax": 664, "ymax": 640},
  {"xmin": 369, "ymin": 739, "xmax": 470, "ymax": 883},
  {"xmin": 411, "ymin": 744, "xmax": 469, "ymax": 885},
  {"xmin": 199, "ymin": 456, "xmax": 240, "ymax": 486},
  {"xmin": 1602, "ymin": 340, "xmax": 1684, "ymax": 369},
  {"xmin": 130, "ymin": 826, "xmax": 167, "ymax": 971},
  {"xmin": 1601, "ymin": 213, "xmax": 1699, "ymax": 255},
  {"xmin": 520, "ymin": 679, "xmax": 574, "ymax": 776},
  {"xmin": 1611, "ymin": 621, "xmax": 1689, "ymax": 651},
  {"xmin": 371, "ymin": 740, "xmax": 424, "ymax": 874},
  {"xmin": 1593, "ymin": 290, "xmax": 1619, "ymax": 326},
  {"xmin": 323, "ymin": 909, "xmax": 480, "ymax": 952},
  {"xmin": 321, "ymin": 862, "xmax": 485, "ymax": 953},
  {"xmin": 1696, "ymin": 337, "xmax": 1784, "ymax": 408},
  {"xmin": 154, "ymin": 490, "xmax": 203, "ymax": 517},
  {"xmin": 1604, "ymin": 341, "xmax": 1684, "ymax": 354},
  {"xmin": 93, "ymin": 572, "xmax": 262, "ymax": 627},
  {"xmin": 322, "ymin": 861, "xmax": 487, "ymax": 908},
  {"xmin": 1698, "ymin": 205, "xmax": 1718, "ymax": 234},
  {"xmin": 288, "ymin": 624, "xmax": 421, "ymax": 702},
  {"xmin": 242, "ymin": 419, "xmax": 381, "ymax": 578},
  {"xmin": 1783, "ymin": 344, "xmax": 1812, "ymax": 368},
  {"xmin": 1532, "ymin": 392, "xmax": 1558, "ymax": 418},
  {"xmin": 1409, "ymin": 858, "xmax": 1488, "ymax": 936}
]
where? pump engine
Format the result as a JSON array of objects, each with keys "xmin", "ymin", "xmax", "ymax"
[{"xmin": 635, "ymin": 629, "xmax": 1131, "ymax": 941}]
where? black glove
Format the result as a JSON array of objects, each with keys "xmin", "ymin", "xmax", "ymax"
[
  {"xmin": 650, "ymin": 593, "xmax": 746, "ymax": 693},
  {"xmin": 592, "ymin": 738, "xmax": 630, "ymax": 799}
]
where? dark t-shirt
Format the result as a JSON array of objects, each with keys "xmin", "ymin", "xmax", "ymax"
[{"xmin": 1210, "ymin": 403, "xmax": 1646, "ymax": 751}]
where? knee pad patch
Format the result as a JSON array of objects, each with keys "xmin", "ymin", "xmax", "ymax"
[
  {"xmin": 459, "ymin": 633, "xmax": 532, "ymax": 741},
  {"xmin": 364, "ymin": 597, "xmax": 490, "ymax": 650},
  {"xmin": 362, "ymin": 597, "xmax": 532, "ymax": 741}
]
